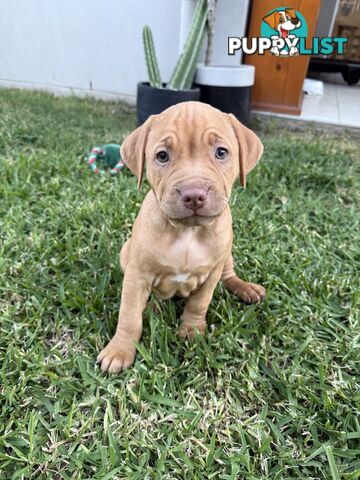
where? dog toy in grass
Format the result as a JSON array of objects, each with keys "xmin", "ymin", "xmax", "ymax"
[{"xmin": 88, "ymin": 144, "xmax": 125, "ymax": 176}]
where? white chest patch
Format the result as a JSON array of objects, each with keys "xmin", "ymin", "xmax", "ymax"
[{"xmin": 173, "ymin": 273, "xmax": 190, "ymax": 283}]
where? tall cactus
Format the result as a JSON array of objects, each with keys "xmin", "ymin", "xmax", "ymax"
[
  {"xmin": 143, "ymin": 25, "xmax": 162, "ymax": 88},
  {"xmin": 205, "ymin": 0, "xmax": 216, "ymax": 66},
  {"xmin": 167, "ymin": 0, "xmax": 209, "ymax": 90},
  {"xmin": 142, "ymin": 0, "xmax": 211, "ymax": 90}
]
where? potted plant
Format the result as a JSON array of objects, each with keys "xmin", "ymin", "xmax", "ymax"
[
  {"xmin": 137, "ymin": 0, "xmax": 208, "ymax": 125},
  {"xmin": 195, "ymin": 0, "xmax": 255, "ymax": 124}
]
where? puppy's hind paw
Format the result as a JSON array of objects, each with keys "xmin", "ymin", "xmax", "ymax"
[{"xmin": 223, "ymin": 276, "xmax": 266, "ymax": 304}]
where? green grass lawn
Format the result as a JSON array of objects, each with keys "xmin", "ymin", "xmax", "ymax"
[{"xmin": 0, "ymin": 88, "xmax": 359, "ymax": 480}]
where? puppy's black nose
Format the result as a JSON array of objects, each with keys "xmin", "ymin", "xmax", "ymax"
[
  {"xmin": 291, "ymin": 18, "xmax": 299, "ymax": 25},
  {"xmin": 181, "ymin": 187, "xmax": 208, "ymax": 210}
]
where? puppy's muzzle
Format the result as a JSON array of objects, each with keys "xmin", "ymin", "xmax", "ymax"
[
  {"xmin": 291, "ymin": 17, "xmax": 300, "ymax": 26},
  {"xmin": 159, "ymin": 176, "xmax": 228, "ymax": 225}
]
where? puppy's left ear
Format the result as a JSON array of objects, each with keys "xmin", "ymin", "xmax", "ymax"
[
  {"xmin": 120, "ymin": 115, "xmax": 154, "ymax": 188},
  {"xmin": 263, "ymin": 11, "xmax": 277, "ymax": 30},
  {"xmin": 228, "ymin": 114, "xmax": 263, "ymax": 188}
]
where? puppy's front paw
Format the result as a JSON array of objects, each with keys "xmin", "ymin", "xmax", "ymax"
[
  {"xmin": 224, "ymin": 276, "xmax": 266, "ymax": 304},
  {"xmin": 97, "ymin": 336, "xmax": 136, "ymax": 373},
  {"xmin": 270, "ymin": 47, "xmax": 280, "ymax": 56},
  {"xmin": 178, "ymin": 321, "xmax": 206, "ymax": 339},
  {"xmin": 289, "ymin": 46, "xmax": 298, "ymax": 56}
]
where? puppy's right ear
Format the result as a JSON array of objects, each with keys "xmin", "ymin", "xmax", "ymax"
[
  {"xmin": 263, "ymin": 11, "xmax": 277, "ymax": 30},
  {"xmin": 120, "ymin": 115, "xmax": 154, "ymax": 188}
]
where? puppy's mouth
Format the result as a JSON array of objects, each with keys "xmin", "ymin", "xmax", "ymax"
[
  {"xmin": 160, "ymin": 203, "xmax": 226, "ymax": 227},
  {"xmin": 168, "ymin": 213, "xmax": 219, "ymax": 227},
  {"xmin": 280, "ymin": 26, "xmax": 289, "ymax": 38}
]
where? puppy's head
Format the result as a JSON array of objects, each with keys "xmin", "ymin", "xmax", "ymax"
[
  {"xmin": 264, "ymin": 9, "xmax": 301, "ymax": 37},
  {"xmin": 121, "ymin": 102, "xmax": 263, "ymax": 226}
]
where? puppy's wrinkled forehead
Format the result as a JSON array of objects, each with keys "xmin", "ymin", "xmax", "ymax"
[{"xmin": 147, "ymin": 102, "xmax": 233, "ymax": 153}]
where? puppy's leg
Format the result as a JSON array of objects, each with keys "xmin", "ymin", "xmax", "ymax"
[
  {"xmin": 179, "ymin": 265, "xmax": 223, "ymax": 339},
  {"xmin": 221, "ymin": 255, "xmax": 266, "ymax": 304},
  {"xmin": 119, "ymin": 238, "xmax": 131, "ymax": 272},
  {"xmin": 97, "ymin": 267, "xmax": 151, "ymax": 373}
]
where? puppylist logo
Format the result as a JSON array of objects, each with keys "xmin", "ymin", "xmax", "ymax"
[{"xmin": 229, "ymin": 6, "xmax": 348, "ymax": 57}]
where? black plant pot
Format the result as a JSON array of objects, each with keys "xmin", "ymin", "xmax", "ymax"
[
  {"xmin": 196, "ymin": 84, "xmax": 252, "ymax": 125},
  {"xmin": 195, "ymin": 65, "xmax": 255, "ymax": 125},
  {"xmin": 136, "ymin": 82, "xmax": 200, "ymax": 125}
]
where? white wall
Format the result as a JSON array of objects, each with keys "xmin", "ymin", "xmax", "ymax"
[
  {"xmin": 210, "ymin": 0, "xmax": 249, "ymax": 66},
  {"xmin": 0, "ymin": 0, "xmax": 184, "ymax": 103},
  {"xmin": 181, "ymin": 0, "xmax": 249, "ymax": 66},
  {"xmin": 0, "ymin": 0, "xmax": 249, "ymax": 103}
]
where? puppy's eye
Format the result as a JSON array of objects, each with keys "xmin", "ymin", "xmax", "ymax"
[
  {"xmin": 215, "ymin": 147, "xmax": 228, "ymax": 160},
  {"xmin": 156, "ymin": 151, "xmax": 169, "ymax": 164}
]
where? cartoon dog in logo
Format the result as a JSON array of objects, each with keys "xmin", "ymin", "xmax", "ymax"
[{"xmin": 263, "ymin": 8, "xmax": 302, "ymax": 56}]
